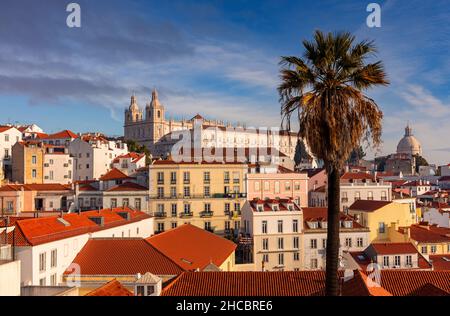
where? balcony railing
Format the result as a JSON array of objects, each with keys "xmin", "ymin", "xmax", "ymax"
[
  {"xmin": 183, "ymin": 179, "xmax": 190, "ymax": 184},
  {"xmin": 157, "ymin": 180, "xmax": 164, "ymax": 185},
  {"xmin": 150, "ymin": 193, "xmax": 247, "ymax": 200},
  {"xmin": 170, "ymin": 180, "xmax": 177, "ymax": 185},
  {"xmin": 200, "ymin": 211, "xmax": 214, "ymax": 218},
  {"xmin": 179, "ymin": 212, "xmax": 193, "ymax": 218},
  {"xmin": 341, "ymin": 198, "xmax": 349, "ymax": 203},
  {"xmin": 153, "ymin": 212, "xmax": 167, "ymax": 218}
]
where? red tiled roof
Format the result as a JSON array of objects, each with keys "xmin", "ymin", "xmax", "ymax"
[
  {"xmin": 78, "ymin": 184, "xmax": 98, "ymax": 191},
  {"xmin": 44, "ymin": 130, "xmax": 78, "ymax": 140},
  {"xmin": 363, "ymin": 270, "xmax": 450, "ymax": 296},
  {"xmin": 106, "ymin": 182, "xmax": 148, "ymax": 192},
  {"xmin": 341, "ymin": 172, "xmax": 374, "ymax": 182},
  {"xmin": 0, "ymin": 126, "xmax": 13, "ymax": 133},
  {"xmin": 370, "ymin": 242, "xmax": 419, "ymax": 255},
  {"xmin": 248, "ymin": 198, "xmax": 301, "ymax": 212},
  {"xmin": 112, "ymin": 152, "xmax": 145, "ymax": 164},
  {"xmin": 429, "ymin": 255, "xmax": 450, "ymax": 271},
  {"xmin": 406, "ymin": 224, "xmax": 450, "ymax": 243},
  {"xmin": 86, "ymin": 279, "xmax": 133, "ymax": 296},
  {"xmin": 162, "ymin": 271, "xmax": 332, "ymax": 296},
  {"xmin": 349, "ymin": 200, "xmax": 392, "ymax": 212},
  {"xmin": 302, "ymin": 207, "xmax": 365, "ymax": 229},
  {"xmin": 9, "ymin": 208, "xmax": 150, "ymax": 246},
  {"xmin": 146, "ymin": 224, "xmax": 236, "ymax": 271},
  {"xmin": 0, "ymin": 183, "xmax": 72, "ymax": 192},
  {"xmin": 66, "ymin": 238, "xmax": 184, "ymax": 276},
  {"xmin": 99, "ymin": 168, "xmax": 133, "ymax": 181}
]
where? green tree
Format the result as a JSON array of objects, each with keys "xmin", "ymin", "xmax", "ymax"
[
  {"xmin": 414, "ymin": 154, "xmax": 429, "ymax": 173},
  {"xmin": 348, "ymin": 145, "xmax": 366, "ymax": 165},
  {"xmin": 278, "ymin": 31, "xmax": 388, "ymax": 295}
]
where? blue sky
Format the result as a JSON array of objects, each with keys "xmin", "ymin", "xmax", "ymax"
[{"xmin": 0, "ymin": 0, "xmax": 449, "ymax": 164}]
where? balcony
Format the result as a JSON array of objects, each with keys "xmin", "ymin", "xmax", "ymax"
[
  {"xmin": 180, "ymin": 212, "xmax": 193, "ymax": 218},
  {"xmin": 150, "ymin": 193, "xmax": 247, "ymax": 200},
  {"xmin": 224, "ymin": 179, "xmax": 230, "ymax": 184},
  {"xmin": 157, "ymin": 180, "xmax": 164, "ymax": 185},
  {"xmin": 170, "ymin": 180, "xmax": 177, "ymax": 185},
  {"xmin": 204, "ymin": 179, "xmax": 210, "ymax": 185},
  {"xmin": 153, "ymin": 212, "xmax": 167, "ymax": 218},
  {"xmin": 183, "ymin": 179, "xmax": 190, "ymax": 185},
  {"xmin": 200, "ymin": 211, "xmax": 214, "ymax": 218},
  {"xmin": 224, "ymin": 210, "xmax": 231, "ymax": 216}
]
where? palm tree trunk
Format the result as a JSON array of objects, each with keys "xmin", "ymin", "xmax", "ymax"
[{"xmin": 325, "ymin": 166, "xmax": 340, "ymax": 296}]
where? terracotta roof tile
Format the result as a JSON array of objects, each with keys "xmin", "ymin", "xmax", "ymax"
[
  {"xmin": 44, "ymin": 130, "xmax": 78, "ymax": 140},
  {"xmin": 99, "ymin": 168, "xmax": 133, "ymax": 181},
  {"xmin": 249, "ymin": 198, "xmax": 301, "ymax": 213},
  {"xmin": 302, "ymin": 207, "xmax": 365, "ymax": 229},
  {"xmin": 66, "ymin": 238, "xmax": 184, "ymax": 276},
  {"xmin": 349, "ymin": 200, "xmax": 392, "ymax": 212},
  {"xmin": 407, "ymin": 224, "xmax": 450, "ymax": 243},
  {"xmin": 370, "ymin": 242, "xmax": 419, "ymax": 255},
  {"xmin": 106, "ymin": 182, "xmax": 148, "ymax": 192},
  {"xmin": 146, "ymin": 224, "xmax": 236, "ymax": 271},
  {"xmin": 86, "ymin": 279, "xmax": 133, "ymax": 296}
]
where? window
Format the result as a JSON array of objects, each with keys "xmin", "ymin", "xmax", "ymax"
[
  {"xmin": 345, "ymin": 238, "xmax": 352, "ymax": 248},
  {"xmin": 293, "ymin": 220, "xmax": 298, "ymax": 233},
  {"xmin": 136, "ymin": 286, "xmax": 145, "ymax": 296},
  {"xmin": 204, "ymin": 203, "xmax": 211, "ymax": 212},
  {"xmin": 355, "ymin": 191, "xmax": 360, "ymax": 200},
  {"xmin": 274, "ymin": 181, "xmax": 280, "ymax": 194},
  {"xmin": 39, "ymin": 252, "xmax": 46, "ymax": 272},
  {"xmin": 51, "ymin": 249, "xmax": 57, "ymax": 268},
  {"xmin": 50, "ymin": 274, "xmax": 57, "ymax": 286},
  {"xmin": 111, "ymin": 199, "xmax": 117, "ymax": 208},
  {"xmin": 277, "ymin": 220, "xmax": 283, "ymax": 233},
  {"xmin": 225, "ymin": 221, "xmax": 231, "ymax": 232},
  {"xmin": 311, "ymin": 259, "xmax": 318, "ymax": 269},
  {"xmin": 263, "ymin": 254, "xmax": 269, "ymax": 263},
  {"xmin": 383, "ymin": 256, "xmax": 390, "ymax": 267},
  {"xmin": 322, "ymin": 239, "xmax": 327, "ymax": 249},
  {"xmin": 234, "ymin": 203, "xmax": 240, "ymax": 213},
  {"xmin": 183, "ymin": 186, "xmax": 190, "ymax": 197},
  {"xmin": 184, "ymin": 204, "xmax": 191, "ymax": 214},
  {"xmin": 233, "ymin": 172, "xmax": 239, "ymax": 183},
  {"xmin": 368, "ymin": 191, "xmax": 373, "ymax": 200},
  {"xmin": 293, "ymin": 252, "xmax": 300, "ymax": 261},
  {"xmin": 204, "ymin": 222, "xmax": 212, "ymax": 231},
  {"xmin": 406, "ymin": 255, "xmax": 412, "ymax": 266},
  {"xmin": 32, "ymin": 169, "xmax": 37, "ymax": 178},
  {"xmin": 225, "ymin": 203, "xmax": 230, "ymax": 213},
  {"xmin": 39, "ymin": 278, "xmax": 46, "ymax": 286},
  {"xmin": 170, "ymin": 172, "xmax": 177, "ymax": 184},
  {"xmin": 421, "ymin": 246, "xmax": 427, "ymax": 254},
  {"xmin": 157, "ymin": 222, "xmax": 165, "ymax": 232},
  {"xmin": 4, "ymin": 134, "xmax": 9, "ymax": 142},
  {"xmin": 86, "ymin": 164, "xmax": 90, "ymax": 169},
  {"xmin": 224, "ymin": 172, "xmax": 230, "ymax": 183},
  {"xmin": 122, "ymin": 198, "xmax": 129, "ymax": 207},
  {"xmin": 357, "ymin": 237, "xmax": 364, "ymax": 247},
  {"xmin": 261, "ymin": 238, "xmax": 269, "ymax": 251},
  {"xmin": 171, "ymin": 204, "xmax": 177, "ymax": 217},
  {"xmin": 254, "ymin": 181, "xmax": 260, "ymax": 191},
  {"xmin": 277, "ymin": 238, "xmax": 284, "ymax": 250},
  {"xmin": 157, "ymin": 172, "xmax": 164, "ymax": 184},
  {"xmin": 262, "ymin": 220, "xmax": 268, "ymax": 234},
  {"xmin": 264, "ymin": 181, "xmax": 270, "ymax": 191},
  {"xmin": 293, "ymin": 237, "xmax": 299, "ymax": 249},
  {"xmin": 278, "ymin": 253, "xmax": 284, "ymax": 265},
  {"xmin": 394, "ymin": 256, "xmax": 401, "ymax": 266},
  {"xmin": 171, "ymin": 222, "xmax": 177, "ymax": 229},
  {"xmin": 378, "ymin": 222, "xmax": 385, "ymax": 234},
  {"xmin": 203, "ymin": 172, "xmax": 210, "ymax": 183},
  {"xmin": 183, "ymin": 171, "xmax": 190, "ymax": 183},
  {"xmin": 310, "ymin": 239, "xmax": 317, "ymax": 249},
  {"xmin": 381, "ymin": 191, "xmax": 387, "ymax": 201},
  {"xmin": 32, "ymin": 155, "xmax": 37, "ymax": 164},
  {"xmin": 157, "ymin": 204, "xmax": 165, "ymax": 213},
  {"xmin": 431, "ymin": 245, "xmax": 437, "ymax": 254},
  {"xmin": 157, "ymin": 187, "xmax": 164, "ymax": 198},
  {"xmin": 147, "ymin": 285, "xmax": 155, "ymax": 295},
  {"xmin": 135, "ymin": 198, "xmax": 141, "ymax": 210},
  {"xmin": 285, "ymin": 181, "xmax": 291, "ymax": 191},
  {"xmin": 341, "ymin": 192, "xmax": 348, "ymax": 203},
  {"xmin": 204, "ymin": 186, "xmax": 210, "ymax": 197},
  {"xmin": 4, "ymin": 149, "xmax": 9, "ymax": 158}
]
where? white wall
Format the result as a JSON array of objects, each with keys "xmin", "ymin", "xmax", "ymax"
[
  {"xmin": 423, "ymin": 207, "xmax": 450, "ymax": 228},
  {"xmin": 0, "ymin": 260, "xmax": 21, "ymax": 296},
  {"xmin": 44, "ymin": 153, "xmax": 73, "ymax": 184}
]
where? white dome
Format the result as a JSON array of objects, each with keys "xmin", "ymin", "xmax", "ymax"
[{"xmin": 397, "ymin": 124, "xmax": 422, "ymax": 156}]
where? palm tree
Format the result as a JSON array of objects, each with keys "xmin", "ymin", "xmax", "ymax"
[{"xmin": 278, "ymin": 31, "xmax": 388, "ymax": 296}]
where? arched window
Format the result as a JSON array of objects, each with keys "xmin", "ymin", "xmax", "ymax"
[{"xmin": 157, "ymin": 110, "xmax": 161, "ymax": 118}]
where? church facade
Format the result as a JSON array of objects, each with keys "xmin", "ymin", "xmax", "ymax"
[{"xmin": 124, "ymin": 90, "xmax": 298, "ymax": 159}]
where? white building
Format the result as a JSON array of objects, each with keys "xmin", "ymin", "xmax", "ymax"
[
  {"xmin": 111, "ymin": 152, "xmax": 146, "ymax": 175},
  {"xmin": 0, "ymin": 126, "xmax": 23, "ymax": 179},
  {"xmin": 302, "ymin": 207, "xmax": 370, "ymax": 270},
  {"xmin": 9, "ymin": 208, "xmax": 153, "ymax": 286},
  {"xmin": 69, "ymin": 134, "xmax": 128, "ymax": 181},
  {"xmin": 43, "ymin": 146, "xmax": 73, "ymax": 184},
  {"xmin": 241, "ymin": 198, "xmax": 303, "ymax": 271}
]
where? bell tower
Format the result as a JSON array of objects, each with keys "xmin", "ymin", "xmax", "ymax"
[{"xmin": 147, "ymin": 89, "xmax": 165, "ymax": 143}]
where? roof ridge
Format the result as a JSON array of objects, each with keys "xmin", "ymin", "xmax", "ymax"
[{"xmin": 143, "ymin": 238, "xmax": 187, "ymax": 271}]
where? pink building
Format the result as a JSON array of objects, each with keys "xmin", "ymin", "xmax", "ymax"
[
  {"xmin": 246, "ymin": 165, "xmax": 308, "ymax": 207},
  {"xmin": 302, "ymin": 168, "xmax": 327, "ymax": 206}
]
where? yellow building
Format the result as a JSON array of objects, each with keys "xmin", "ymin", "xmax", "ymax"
[
  {"xmin": 390, "ymin": 223, "xmax": 450, "ymax": 256},
  {"xmin": 11, "ymin": 141, "xmax": 45, "ymax": 184},
  {"xmin": 149, "ymin": 158, "xmax": 248, "ymax": 236},
  {"xmin": 348, "ymin": 200, "xmax": 417, "ymax": 242}
]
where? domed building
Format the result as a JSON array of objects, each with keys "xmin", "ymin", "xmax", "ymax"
[{"xmin": 397, "ymin": 123, "xmax": 422, "ymax": 156}]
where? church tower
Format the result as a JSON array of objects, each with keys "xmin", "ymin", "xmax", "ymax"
[
  {"xmin": 146, "ymin": 89, "xmax": 165, "ymax": 144},
  {"xmin": 125, "ymin": 94, "xmax": 143, "ymax": 124}
]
